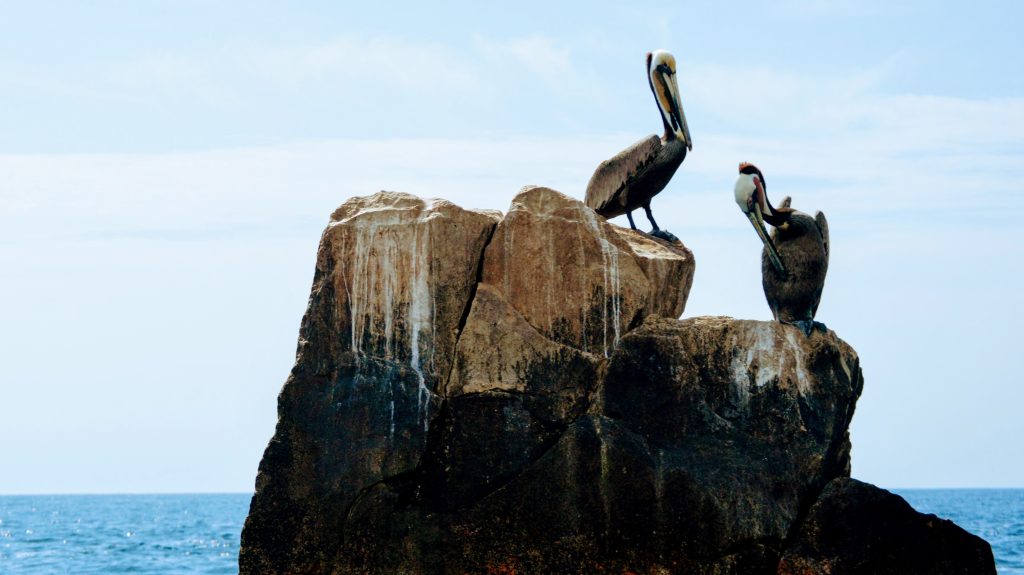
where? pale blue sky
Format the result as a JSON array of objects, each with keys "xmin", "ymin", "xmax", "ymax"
[{"xmin": 1, "ymin": 1, "xmax": 1022, "ymax": 493}]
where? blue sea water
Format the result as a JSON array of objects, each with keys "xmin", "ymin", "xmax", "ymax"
[
  {"xmin": 0, "ymin": 494, "xmax": 249, "ymax": 574},
  {"xmin": 0, "ymin": 490, "xmax": 1019, "ymax": 574}
]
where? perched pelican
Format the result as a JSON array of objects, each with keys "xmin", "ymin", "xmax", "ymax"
[
  {"xmin": 734, "ymin": 162, "xmax": 829, "ymax": 336},
  {"xmin": 585, "ymin": 49, "xmax": 692, "ymax": 241}
]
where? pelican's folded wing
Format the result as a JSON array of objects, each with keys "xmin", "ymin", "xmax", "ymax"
[
  {"xmin": 584, "ymin": 134, "xmax": 661, "ymax": 216},
  {"xmin": 815, "ymin": 210, "xmax": 829, "ymax": 262}
]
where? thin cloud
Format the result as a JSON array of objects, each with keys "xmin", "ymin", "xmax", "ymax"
[
  {"xmin": 244, "ymin": 36, "xmax": 479, "ymax": 93},
  {"xmin": 19, "ymin": 34, "xmax": 484, "ymax": 112},
  {"xmin": 475, "ymin": 35, "xmax": 572, "ymax": 78}
]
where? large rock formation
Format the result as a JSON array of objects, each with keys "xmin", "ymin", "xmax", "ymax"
[{"xmin": 240, "ymin": 188, "xmax": 994, "ymax": 574}]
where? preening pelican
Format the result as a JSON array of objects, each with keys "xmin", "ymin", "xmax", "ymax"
[
  {"xmin": 585, "ymin": 49, "xmax": 692, "ymax": 241},
  {"xmin": 734, "ymin": 162, "xmax": 829, "ymax": 336}
]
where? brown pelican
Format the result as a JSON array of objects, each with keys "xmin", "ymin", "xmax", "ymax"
[
  {"xmin": 734, "ymin": 162, "xmax": 829, "ymax": 336},
  {"xmin": 585, "ymin": 49, "xmax": 692, "ymax": 241}
]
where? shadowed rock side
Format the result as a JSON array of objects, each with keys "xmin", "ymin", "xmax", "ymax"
[
  {"xmin": 778, "ymin": 478, "xmax": 996, "ymax": 575},
  {"xmin": 332, "ymin": 318, "xmax": 862, "ymax": 575},
  {"xmin": 596, "ymin": 316, "xmax": 864, "ymax": 570}
]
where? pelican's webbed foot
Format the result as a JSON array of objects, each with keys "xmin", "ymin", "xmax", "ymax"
[
  {"xmin": 788, "ymin": 319, "xmax": 826, "ymax": 337},
  {"xmin": 650, "ymin": 228, "xmax": 679, "ymax": 242}
]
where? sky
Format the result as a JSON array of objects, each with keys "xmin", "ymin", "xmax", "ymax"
[{"xmin": 1, "ymin": 0, "xmax": 1022, "ymax": 493}]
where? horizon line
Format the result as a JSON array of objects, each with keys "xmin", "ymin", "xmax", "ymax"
[{"xmin": 2, "ymin": 486, "xmax": 1023, "ymax": 497}]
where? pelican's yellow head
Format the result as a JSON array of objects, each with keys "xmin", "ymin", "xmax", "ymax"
[{"xmin": 647, "ymin": 49, "xmax": 691, "ymax": 150}]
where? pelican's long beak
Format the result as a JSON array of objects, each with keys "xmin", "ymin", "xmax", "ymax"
[
  {"xmin": 747, "ymin": 204, "xmax": 786, "ymax": 275},
  {"xmin": 664, "ymin": 72, "xmax": 692, "ymax": 151}
]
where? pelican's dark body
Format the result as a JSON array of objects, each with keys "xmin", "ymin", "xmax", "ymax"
[
  {"xmin": 584, "ymin": 50, "xmax": 690, "ymax": 236},
  {"xmin": 585, "ymin": 136, "xmax": 688, "ymax": 218},
  {"xmin": 762, "ymin": 210, "xmax": 829, "ymax": 324}
]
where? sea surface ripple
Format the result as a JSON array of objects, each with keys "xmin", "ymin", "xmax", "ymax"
[{"xmin": 0, "ymin": 494, "xmax": 248, "ymax": 575}]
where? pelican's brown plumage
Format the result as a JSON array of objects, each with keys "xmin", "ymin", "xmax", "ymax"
[
  {"xmin": 734, "ymin": 163, "xmax": 829, "ymax": 335},
  {"xmin": 585, "ymin": 49, "xmax": 691, "ymax": 241}
]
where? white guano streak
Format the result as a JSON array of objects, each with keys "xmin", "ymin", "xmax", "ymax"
[
  {"xmin": 408, "ymin": 220, "xmax": 433, "ymax": 432},
  {"xmin": 596, "ymin": 418, "xmax": 612, "ymax": 537},
  {"xmin": 729, "ymin": 324, "xmax": 814, "ymax": 405},
  {"xmin": 342, "ymin": 209, "xmax": 436, "ymax": 436},
  {"xmin": 579, "ymin": 207, "xmax": 621, "ymax": 358}
]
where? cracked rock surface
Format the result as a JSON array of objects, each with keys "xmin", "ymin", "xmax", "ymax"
[{"xmin": 239, "ymin": 188, "xmax": 991, "ymax": 574}]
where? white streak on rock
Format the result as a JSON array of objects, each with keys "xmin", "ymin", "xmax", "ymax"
[
  {"xmin": 729, "ymin": 347, "xmax": 752, "ymax": 407},
  {"xmin": 381, "ymin": 235, "xmax": 395, "ymax": 359},
  {"xmin": 503, "ymin": 218, "xmax": 513, "ymax": 298},
  {"xmin": 338, "ymin": 202, "xmax": 439, "ymax": 433},
  {"xmin": 730, "ymin": 323, "xmax": 816, "ymax": 400},
  {"xmin": 838, "ymin": 353, "xmax": 852, "ymax": 382},
  {"xmin": 389, "ymin": 399, "xmax": 395, "ymax": 439},
  {"xmin": 579, "ymin": 207, "xmax": 622, "ymax": 358},
  {"xmin": 409, "ymin": 217, "xmax": 434, "ymax": 432},
  {"xmin": 346, "ymin": 220, "xmax": 379, "ymax": 355},
  {"xmin": 595, "ymin": 418, "xmax": 612, "ymax": 537},
  {"xmin": 784, "ymin": 329, "xmax": 812, "ymax": 394}
]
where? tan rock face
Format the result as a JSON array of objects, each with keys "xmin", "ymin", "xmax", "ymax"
[
  {"xmin": 615, "ymin": 227, "xmax": 695, "ymax": 320},
  {"xmin": 481, "ymin": 186, "xmax": 694, "ymax": 357},
  {"xmin": 323, "ymin": 192, "xmax": 501, "ymax": 393},
  {"xmin": 445, "ymin": 283, "xmax": 602, "ymax": 420}
]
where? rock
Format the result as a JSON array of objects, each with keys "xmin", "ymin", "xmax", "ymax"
[
  {"xmin": 239, "ymin": 192, "xmax": 500, "ymax": 575},
  {"xmin": 480, "ymin": 186, "xmax": 694, "ymax": 357},
  {"xmin": 326, "ymin": 317, "xmax": 863, "ymax": 574},
  {"xmin": 322, "ymin": 192, "xmax": 502, "ymax": 391},
  {"xmin": 615, "ymin": 226, "xmax": 695, "ymax": 321},
  {"xmin": 240, "ymin": 190, "xmax": 988, "ymax": 575},
  {"xmin": 444, "ymin": 283, "xmax": 602, "ymax": 420},
  {"xmin": 597, "ymin": 316, "xmax": 864, "ymax": 566},
  {"xmin": 778, "ymin": 478, "xmax": 996, "ymax": 575}
]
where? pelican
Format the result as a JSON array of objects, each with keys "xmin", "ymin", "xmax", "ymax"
[
  {"xmin": 734, "ymin": 162, "xmax": 829, "ymax": 336},
  {"xmin": 585, "ymin": 49, "xmax": 692, "ymax": 241}
]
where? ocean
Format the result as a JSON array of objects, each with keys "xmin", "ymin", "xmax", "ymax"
[{"xmin": 0, "ymin": 490, "xmax": 1019, "ymax": 574}]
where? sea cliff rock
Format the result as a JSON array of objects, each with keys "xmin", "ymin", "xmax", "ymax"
[
  {"xmin": 240, "ymin": 189, "xmax": 990, "ymax": 574},
  {"xmin": 778, "ymin": 478, "xmax": 996, "ymax": 574}
]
